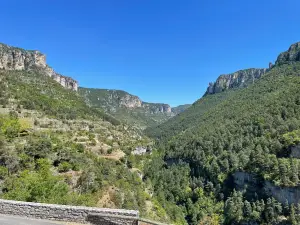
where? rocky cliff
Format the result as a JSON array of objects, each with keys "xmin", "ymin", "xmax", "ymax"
[
  {"xmin": 233, "ymin": 171, "xmax": 300, "ymax": 205},
  {"xmin": 0, "ymin": 43, "xmax": 78, "ymax": 91},
  {"xmin": 205, "ymin": 68, "xmax": 267, "ymax": 95},
  {"xmin": 142, "ymin": 102, "xmax": 172, "ymax": 114},
  {"xmin": 205, "ymin": 41, "xmax": 300, "ymax": 95},
  {"xmin": 276, "ymin": 42, "xmax": 300, "ymax": 65}
]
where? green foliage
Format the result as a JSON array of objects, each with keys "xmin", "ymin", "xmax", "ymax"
[
  {"xmin": 0, "ymin": 60, "xmax": 170, "ymax": 223},
  {"xmin": 283, "ymin": 130, "xmax": 300, "ymax": 145},
  {"xmin": 0, "ymin": 115, "xmax": 20, "ymax": 139},
  {"xmin": 145, "ymin": 62, "xmax": 300, "ymax": 224},
  {"xmin": 58, "ymin": 161, "xmax": 72, "ymax": 172},
  {"xmin": 3, "ymin": 159, "xmax": 70, "ymax": 204}
]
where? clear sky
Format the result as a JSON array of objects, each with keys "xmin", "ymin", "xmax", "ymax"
[{"xmin": 1, "ymin": 0, "xmax": 300, "ymax": 106}]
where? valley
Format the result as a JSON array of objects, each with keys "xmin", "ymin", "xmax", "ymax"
[{"xmin": 2, "ymin": 40, "xmax": 300, "ymax": 225}]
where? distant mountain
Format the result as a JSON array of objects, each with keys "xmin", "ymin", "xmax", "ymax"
[
  {"xmin": 79, "ymin": 88, "xmax": 190, "ymax": 128},
  {"xmin": 171, "ymin": 104, "xmax": 192, "ymax": 114}
]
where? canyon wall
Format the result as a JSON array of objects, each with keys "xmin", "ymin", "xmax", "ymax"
[{"xmin": 0, "ymin": 43, "xmax": 78, "ymax": 91}]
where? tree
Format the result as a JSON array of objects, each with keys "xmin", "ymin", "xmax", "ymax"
[
  {"xmin": 224, "ymin": 190, "xmax": 244, "ymax": 224},
  {"xmin": 24, "ymin": 138, "xmax": 52, "ymax": 159},
  {"xmin": 290, "ymin": 204, "xmax": 297, "ymax": 225},
  {"xmin": 243, "ymin": 200, "xmax": 252, "ymax": 219}
]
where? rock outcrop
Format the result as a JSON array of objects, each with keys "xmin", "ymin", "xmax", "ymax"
[
  {"xmin": 205, "ymin": 41, "xmax": 300, "ymax": 96},
  {"xmin": 205, "ymin": 68, "xmax": 267, "ymax": 95},
  {"xmin": 233, "ymin": 171, "xmax": 300, "ymax": 205},
  {"xmin": 276, "ymin": 42, "xmax": 300, "ymax": 65},
  {"xmin": 142, "ymin": 102, "xmax": 172, "ymax": 114},
  {"xmin": 119, "ymin": 94, "xmax": 142, "ymax": 108},
  {"xmin": 0, "ymin": 43, "xmax": 78, "ymax": 91}
]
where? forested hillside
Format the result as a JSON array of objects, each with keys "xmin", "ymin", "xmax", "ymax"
[
  {"xmin": 0, "ymin": 69, "xmax": 175, "ymax": 224},
  {"xmin": 3, "ymin": 39, "xmax": 300, "ymax": 225},
  {"xmin": 144, "ymin": 42, "xmax": 300, "ymax": 224}
]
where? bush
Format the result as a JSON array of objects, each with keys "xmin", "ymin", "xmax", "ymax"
[
  {"xmin": 0, "ymin": 166, "xmax": 8, "ymax": 179},
  {"xmin": 107, "ymin": 148, "xmax": 113, "ymax": 154},
  {"xmin": 58, "ymin": 162, "xmax": 72, "ymax": 173}
]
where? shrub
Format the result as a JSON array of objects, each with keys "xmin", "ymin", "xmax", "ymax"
[{"xmin": 58, "ymin": 162, "xmax": 72, "ymax": 173}]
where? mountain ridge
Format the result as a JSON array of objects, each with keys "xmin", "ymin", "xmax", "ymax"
[
  {"xmin": 79, "ymin": 87, "xmax": 190, "ymax": 113},
  {"xmin": 0, "ymin": 42, "xmax": 190, "ymax": 127},
  {"xmin": 205, "ymin": 68, "xmax": 268, "ymax": 95},
  {"xmin": 79, "ymin": 87, "xmax": 190, "ymax": 128},
  {"xmin": 204, "ymin": 41, "xmax": 300, "ymax": 96}
]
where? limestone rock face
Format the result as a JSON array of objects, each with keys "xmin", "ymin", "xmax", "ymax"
[
  {"xmin": 0, "ymin": 43, "xmax": 78, "ymax": 91},
  {"xmin": 120, "ymin": 94, "xmax": 142, "ymax": 108},
  {"xmin": 142, "ymin": 102, "xmax": 172, "ymax": 114},
  {"xmin": 233, "ymin": 171, "xmax": 300, "ymax": 205},
  {"xmin": 205, "ymin": 68, "xmax": 267, "ymax": 95},
  {"xmin": 276, "ymin": 42, "xmax": 300, "ymax": 65}
]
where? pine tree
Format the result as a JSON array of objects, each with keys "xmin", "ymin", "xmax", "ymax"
[
  {"xmin": 243, "ymin": 200, "xmax": 252, "ymax": 219},
  {"xmin": 290, "ymin": 204, "xmax": 297, "ymax": 225}
]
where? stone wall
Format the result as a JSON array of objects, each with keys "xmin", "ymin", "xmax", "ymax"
[{"xmin": 0, "ymin": 199, "xmax": 138, "ymax": 225}]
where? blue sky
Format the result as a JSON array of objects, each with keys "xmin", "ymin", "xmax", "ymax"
[{"xmin": 1, "ymin": 0, "xmax": 300, "ymax": 106}]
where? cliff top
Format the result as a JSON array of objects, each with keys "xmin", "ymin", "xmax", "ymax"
[
  {"xmin": 0, "ymin": 42, "xmax": 38, "ymax": 53},
  {"xmin": 276, "ymin": 41, "xmax": 300, "ymax": 65},
  {"xmin": 0, "ymin": 42, "xmax": 78, "ymax": 91}
]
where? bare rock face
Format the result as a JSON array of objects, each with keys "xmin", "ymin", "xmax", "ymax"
[
  {"xmin": 264, "ymin": 181, "xmax": 300, "ymax": 205},
  {"xmin": 0, "ymin": 43, "xmax": 78, "ymax": 91},
  {"xmin": 142, "ymin": 102, "xmax": 172, "ymax": 114},
  {"xmin": 205, "ymin": 68, "xmax": 267, "ymax": 95},
  {"xmin": 119, "ymin": 94, "xmax": 142, "ymax": 108},
  {"xmin": 233, "ymin": 171, "xmax": 300, "ymax": 205},
  {"xmin": 276, "ymin": 42, "xmax": 300, "ymax": 65}
]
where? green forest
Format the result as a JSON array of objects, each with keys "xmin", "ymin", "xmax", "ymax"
[{"xmin": 145, "ymin": 61, "xmax": 300, "ymax": 224}]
